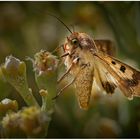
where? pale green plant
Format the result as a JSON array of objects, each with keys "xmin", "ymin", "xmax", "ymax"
[{"xmin": 0, "ymin": 50, "xmax": 58, "ymax": 138}]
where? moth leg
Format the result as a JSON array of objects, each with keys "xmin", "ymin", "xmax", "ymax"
[
  {"xmin": 53, "ymin": 62, "xmax": 88, "ymax": 100},
  {"xmin": 52, "ymin": 44, "xmax": 64, "ymax": 54},
  {"xmin": 59, "ymin": 52, "xmax": 69, "ymax": 58},
  {"xmin": 57, "ymin": 52, "xmax": 70, "ymax": 68},
  {"xmin": 57, "ymin": 57, "xmax": 79, "ymax": 83},
  {"xmin": 57, "ymin": 63, "xmax": 73, "ymax": 83},
  {"xmin": 53, "ymin": 76, "xmax": 77, "ymax": 100}
]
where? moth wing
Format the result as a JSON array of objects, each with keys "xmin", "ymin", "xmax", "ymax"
[
  {"xmin": 93, "ymin": 57, "xmax": 117, "ymax": 95},
  {"xmin": 95, "ymin": 40, "xmax": 116, "ymax": 56},
  {"xmin": 73, "ymin": 66, "xmax": 94, "ymax": 110},
  {"xmin": 93, "ymin": 53, "xmax": 140, "ymax": 99}
]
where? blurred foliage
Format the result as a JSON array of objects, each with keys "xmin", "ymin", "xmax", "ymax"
[{"xmin": 0, "ymin": 1, "xmax": 140, "ymax": 138}]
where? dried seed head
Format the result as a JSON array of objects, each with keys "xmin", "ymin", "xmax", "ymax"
[
  {"xmin": 1, "ymin": 106, "xmax": 50, "ymax": 138},
  {"xmin": 34, "ymin": 50, "xmax": 59, "ymax": 76}
]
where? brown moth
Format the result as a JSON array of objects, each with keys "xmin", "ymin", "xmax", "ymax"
[
  {"xmin": 55, "ymin": 31, "xmax": 140, "ymax": 110},
  {"xmin": 50, "ymin": 15, "xmax": 140, "ymax": 110}
]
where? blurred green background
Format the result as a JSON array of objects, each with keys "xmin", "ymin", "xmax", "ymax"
[{"xmin": 1, "ymin": 1, "xmax": 140, "ymax": 138}]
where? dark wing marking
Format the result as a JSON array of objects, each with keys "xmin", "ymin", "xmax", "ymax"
[{"xmin": 94, "ymin": 40, "xmax": 116, "ymax": 56}]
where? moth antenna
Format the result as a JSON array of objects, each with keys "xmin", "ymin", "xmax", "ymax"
[
  {"xmin": 47, "ymin": 13, "xmax": 73, "ymax": 34},
  {"xmin": 92, "ymin": 39, "xmax": 99, "ymax": 51},
  {"xmin": 70, "ymin": 24, "xmax": 75, "ymax": 32}
]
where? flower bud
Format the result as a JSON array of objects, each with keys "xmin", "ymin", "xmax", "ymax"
[
  {"xmin": 1, "ymin": 55, "xmax": 39, "ymax": 107},
  {"xmin": 1, "ymin": 55, "xmax": 27, "ymax": 92},
  {"xmin": 0, "ymin": 98, "xmax": 18, "ymax": 119}
]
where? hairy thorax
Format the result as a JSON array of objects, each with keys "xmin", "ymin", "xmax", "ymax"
[{"xmin": 65, "ymin": 47, "xmax": 94, "ymax": 76}]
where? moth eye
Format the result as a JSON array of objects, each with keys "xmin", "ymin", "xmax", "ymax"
[{"xmin": 71, "ymin": 38, "xmax": 78, "ymax": 45}]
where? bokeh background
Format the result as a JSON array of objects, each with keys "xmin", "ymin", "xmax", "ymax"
[{"xmin": 0, "ymin": 1, "xmax": 140, "ymax": 138}]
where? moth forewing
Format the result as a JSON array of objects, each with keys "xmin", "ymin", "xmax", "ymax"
[
  {"xmin": 93, "ymin": 52, "xmax": 140, "ymax": 99},
  {"xmin": 93, "ymin": 58, "xmax": 117, "ymax": 95},
  {"xmin": 91, "ymin": 40, "xmax": 117, "ymax": 97}
]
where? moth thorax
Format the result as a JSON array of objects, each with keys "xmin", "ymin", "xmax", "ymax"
[{"xmin": 78, "ymin": 33, "xmax": 97, "ymax": 51}]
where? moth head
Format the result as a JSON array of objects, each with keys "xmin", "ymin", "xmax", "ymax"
[{"xmin": 63, "ymin": 32, "xmax": 97, "ymax": 53}]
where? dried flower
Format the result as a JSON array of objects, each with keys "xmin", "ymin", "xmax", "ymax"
[
  {"xmin": 1, "ymin": 106, "xmax": 50, "ymax": 138},
  {"xmin": 33, "ymin": 50, "xmax": 58, "ymax": 112},
  {"xmin": 33, "ymin": 50, "xmax": 58, "ymax": 133},
  {"xmin": 34, "ymin": 50, "xmax": 59, "ymax": 76}
]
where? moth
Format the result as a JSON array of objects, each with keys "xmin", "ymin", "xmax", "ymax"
[{"xmin": 52, "ymin": 15, "xmax": 140, "ymax": 110}]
